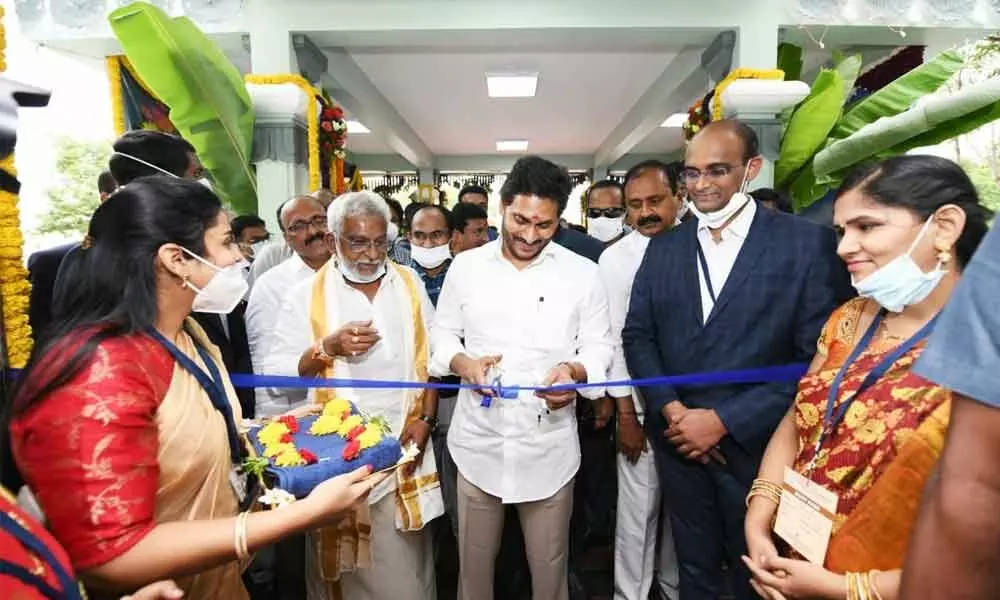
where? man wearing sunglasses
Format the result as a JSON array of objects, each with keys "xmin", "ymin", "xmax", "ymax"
[{"xmin": 585, "ymin": 180, "xmax": 628, "ymax": 246}]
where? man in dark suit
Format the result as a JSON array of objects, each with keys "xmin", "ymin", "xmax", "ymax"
[
  {"xmin": 623, "ymin": 120, "xmax": 852, "ymax": 600},
  {"xmin": 27, "ymin": 171, "xmax": 116, "ymax": 342}
]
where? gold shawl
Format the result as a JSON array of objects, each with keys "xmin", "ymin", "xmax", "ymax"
[
  {"xmin": 308, "ymin": 261, "xmax": 443, "ymax": 581},
  {"xmin": 153, "ymin": 319, "xmax": 248, "ymax": 600}
]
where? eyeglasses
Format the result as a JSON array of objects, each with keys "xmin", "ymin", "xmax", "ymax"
[
  {"xmin": 680, "ymin": 164, "xmax": 739, "ymax": 183},
  {"xmin": 586, "ymin": 207, "xmax": 625, "ymax": 219},
  {"xmin": 342, "ymin": 237, "xmax": 389, "ymax": 253},
  {"xmin": 286, "ymin": 215, "xmax": 328, "ymax": 235}
]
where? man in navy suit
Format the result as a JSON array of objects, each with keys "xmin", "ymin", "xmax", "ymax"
[{"xmin": 623, "ymin": 120, "xmax": 852, "ymax": 600}]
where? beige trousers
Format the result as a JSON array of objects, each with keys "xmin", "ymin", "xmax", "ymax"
[
  {"xmin": 456, "ymin": 472, "xmax": 574, "ymax": 600},
  {"xmin": 305, "ymin": 493, "xmax": 436, "ymax": 600}
]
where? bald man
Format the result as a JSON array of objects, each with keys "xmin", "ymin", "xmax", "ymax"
[{"xmin": 622, "ymin": 120, "xmax": 852, "ymax": 600}]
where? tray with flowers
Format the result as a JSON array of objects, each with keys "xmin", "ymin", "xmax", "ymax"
[{"xmin": 245, "ymin": 397, "xmax": 416, "ymax": 500}]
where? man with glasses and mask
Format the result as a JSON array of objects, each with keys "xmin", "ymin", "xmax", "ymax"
[
  {"xmin": 623, "ymin": 120, "xmax": 851, "ymax": 600},
  {"xmin": 266, "ymin": 191, "xmax": 442, "ymax": 600},
  {"xmin": 600, "ymin": 159, "xmax": 684, "ymax": 600},
  {"xmin": 585, "ymin": 180, "xmax": 627, "ymax": 247}
]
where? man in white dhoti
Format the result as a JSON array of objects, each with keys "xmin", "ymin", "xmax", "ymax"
[
  {"xmin": 266, "ymin": 191, "xmax": 443, "ymax": 600},
  {"xmin": 599, "ymin": 160, "xmax": 683, "ymax": 600}
]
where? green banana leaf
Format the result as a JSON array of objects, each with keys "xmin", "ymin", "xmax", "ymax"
[
  {"xmin": 774, "ymin": 67, "xmax": 848, "ymax": 187},
  {"xmin": 889, "ymin": 98, "xmax": 1000, "ymax": 155},
  {"xmin": 787, "ymin": 157, "xmax": 836, "ymax": 212},
  {"xmin": 815, "ymin": 76, "xmax": 1000, "ymax": 176},
  {"xmin": 109, "ymin": 2, "xmax": 257, "ymax": 214},
  {"xmin": 777, "ymin": 43, "xmax": 803, "ymax": 82},
  {"xmin": 831, "ymin": 49, "xmax": 965, "ymax": 139},
  {"xmin": 836, "ymin": 54, "xmax": 863, "ymax": 103}
]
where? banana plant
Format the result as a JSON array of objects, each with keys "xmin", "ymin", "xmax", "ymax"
[
  {"xmin": 779, "ymin": 49, "xmax": 968, "ymax": 211},
  {"xmin": 109, "ymin": 1, "xmax": 257, "ymax": 214}
]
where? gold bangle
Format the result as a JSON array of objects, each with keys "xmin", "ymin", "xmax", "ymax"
[
  {"xmin": 845, "ymin": 572, "xmax": 858, "ymax": 600},
  {"xmin": 235, "ymin": 511, "xmax": 250, "ymax": 561},
  {"xmin": 745, "ymin": 488, "xmax": 781, "ymax": 508},
  {"xmin": 751, "ymin": 478, "xmax": 783, "ymax": 496}
]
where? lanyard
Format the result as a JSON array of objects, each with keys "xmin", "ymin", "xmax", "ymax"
[
  {"xmin": 806, "ymin": 310, "xmax": 938, "ymax": 474},
  {"xmin": 695, "ymin": 243, "xmax": 717, "ymax": 303},
  {"xmin": 0, "ymin": 512, "xmax": 83, "ymax": 600},
  {"xmin": 148, "ymin": 329, "xmax": 244, "ymax": 464}
]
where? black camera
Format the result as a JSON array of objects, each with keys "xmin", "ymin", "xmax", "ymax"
[{"xmin": 0, "ymin": 76, "xmax": 50, "ymax": 192}]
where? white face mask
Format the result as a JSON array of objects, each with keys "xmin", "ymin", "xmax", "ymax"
[
  {"xmin": 852, "ymin": 218, "xmax": 946, "ymax": 313},
  {"xmin": 588, "ymin": 216, "xmax": 625, "ymax": 242},
  {"xmin": 250, "ymin": 240, "xmax": 268, "ymax": 260},
  {"xmin": 182, "ymin": 248, "xmax": 249, "ymax": 314},
  {"xmin": 410, "ymin": 242, "xmax": 451, "ymax": 269},
  {"xmin": 336, "ymin": 256, "xmax": 386, "ymax": 284},
  {"xmin": 688, "ymin": 160, "xmax": 754, "ymax": 229},
  {"xmin": 387, "ymin": 222, "xmax": 400, "ymax": 243}
]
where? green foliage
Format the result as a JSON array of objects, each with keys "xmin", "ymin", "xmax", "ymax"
[
  {"xmin": 36, "ymin": 138, "xmax": 112, "ymax": 237},
  {"xmin": 964, "ymin": 161, "xmax": 1000, "ymax": 215}
]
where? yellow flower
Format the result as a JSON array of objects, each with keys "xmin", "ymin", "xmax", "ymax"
[
  {"xmin": 322, "ymin": 397, "xmax": 352, "ymax": 417},
  {"xmin": 357, "ymin": 427, "xmax": 383, "ymax": 449},
  {"xmin": 257, "ymin": 422, "xmax": 290, "ymax": 446},
  {"xmin": 275, "ymin": 449, "xmax": 306, "ymax": 467},
  {"xmin": 309, "ymin": 414, "xmax": 345, "ymax": 436},
  {"xmin": 263, "ymin": 442, "xmax": 295, "ymax": 458},
  {"xmin": 336, "ymin": 415, "xmax": 363, "ymax": 437}
]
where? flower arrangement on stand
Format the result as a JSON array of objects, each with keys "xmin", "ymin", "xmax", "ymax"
[
  {"xmin": 0, "ymin": 6, "xmax": 33, "ymax": 369},
  {"xmin": 318, "ymin": 103, "xmax": 348, "ymax": 193},
  {"xmin": 682, "ymin": 90, "xmax": 714, "ymax": 141}
]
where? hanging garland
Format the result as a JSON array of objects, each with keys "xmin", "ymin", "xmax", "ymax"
[
  {"xmin": 0, "ymin": 5, "xmax": 33, "ymax": 368},
  {"xmin": 244, "ymin": 74, "xmax": 322, "ymax": 191}
]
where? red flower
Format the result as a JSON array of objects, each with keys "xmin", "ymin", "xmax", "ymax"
[
  {"xmin": 330, "ymin": 106, "xmax": 344, "ymax": 120},
  {"xmin": 279, "ymin": 432, "xmax": 294, "ymax": 444},
  {"xmin": 299, "ymin": 449, "xmax": 319, "ymax": 464},
  {"xmin": 321, "ymin": 121, "xmax": 333, "ymax": 132},
  {"xmin": 342, "ymin": 440, "xmax": 361, "ymax": 461},
  {"xmin": 347, "ymin": 424, "xmax": 366, "ymax": 440},
  {"xmin": 278, "ymin": 415, "xmax": 299, "ymax": 433}
]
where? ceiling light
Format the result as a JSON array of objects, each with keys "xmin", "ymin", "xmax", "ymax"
[
  {"xmin": 346, "ymin": 120, "xmax": 370, "ymax": 134},
  {"xmin": 487, "ymin": 73, "xmax": 538, "ymax": 98},
  {"xmin": 496, "ymin": 140, "xmax": 529, "ymax": 152},
  {"xmin": 660, "ymin": 113, "xmax": 688, "ymax": 128}
]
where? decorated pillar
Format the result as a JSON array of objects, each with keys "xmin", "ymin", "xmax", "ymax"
[
  {"xmin": 730, "ymin": 21, "xmax": 782, "ymax": 187},
  {"xmin": 246, "ymin": 25, "xmax": 307, "ymax": 230}
]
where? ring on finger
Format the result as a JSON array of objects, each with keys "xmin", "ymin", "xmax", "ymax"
[
  {"xmin": 353, "ymin": 327, "xmax": 358, "ymax": 335},
  {"xmin": 352, "ymin": 336, "xmax": 359, "ymax": 343}
]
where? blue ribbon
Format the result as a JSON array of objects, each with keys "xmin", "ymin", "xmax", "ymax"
[
  {"xmin": 230, "ymin": 363, "xmax": 808, "ymax": 393},
  {"xmin": 8, "ymin": 363, "xmax": 809, "ymax": 394}
]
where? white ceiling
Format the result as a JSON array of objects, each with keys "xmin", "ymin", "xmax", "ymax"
[{"xmin": 345, "ymin": 50, "xmax": 679, "ymax": 156}]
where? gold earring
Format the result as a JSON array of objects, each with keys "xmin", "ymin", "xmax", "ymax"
[{"xmin": 937, "ymin": 249, "xmax": 951, "ymax": 265}]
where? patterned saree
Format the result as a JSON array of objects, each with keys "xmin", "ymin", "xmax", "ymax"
[{"xmin": 789, "ymin": 298, "xmax": 951, "ymax": 572}]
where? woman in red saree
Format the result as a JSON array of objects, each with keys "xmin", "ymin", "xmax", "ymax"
[
  {"xmin": 742, "ymin": 156, "xmax": 992, "ymax": 600},
  {"xmin": 5, "ymin": 177, "xmax": 386, "ymax": 599}
]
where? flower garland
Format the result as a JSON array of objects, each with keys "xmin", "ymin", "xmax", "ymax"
[
  {"xmin": 244, "ymin": 74, "xmax": 322, "ymax": 191},
  {"xmin": 683, "ymin": 90, "xmax": 714, "ymax": 141},
  {"xmin": 105, "ymin": 56, "xmax": 127, "ymax": 137},
  {"xmin": 709, "ymin": 68, "xmax": 786, "ymax": 121},
  {"xmin": 319, "ymin": 104, "xmax": 348, "ymax": 194},
  {"xmin": 0, "ymin": 6, "xmax": 33, "ymax": 369}
]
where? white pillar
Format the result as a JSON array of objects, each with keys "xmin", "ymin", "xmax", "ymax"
[
  {"xmin": 734, "ymin": 20, "xmax": 780, "ymax": 188},
  {"xmin": 246, "ymin": 16, "xmax": 306, "ymax": 229}
]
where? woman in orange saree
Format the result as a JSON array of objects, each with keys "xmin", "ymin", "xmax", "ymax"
[
  {"xmin": 6, "ymin": 177, "xmax": 385, "ymax": 599},
  {"xmin": 742, "ymin": 155, "xmax": 993, "ymax": 600}
]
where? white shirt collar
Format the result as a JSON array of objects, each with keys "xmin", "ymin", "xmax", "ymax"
[
  {"xmin": 697, "ymin": 199, "xmax": 757, "ymax": 241},
  {"xmin": 488, "ymin": 238, "xmax": 559, "ymax": 268}
]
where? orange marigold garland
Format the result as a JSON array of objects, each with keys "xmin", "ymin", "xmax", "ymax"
[{"xmin": 0, "ymin": 6, "xmax": 34, "ymax": 369}]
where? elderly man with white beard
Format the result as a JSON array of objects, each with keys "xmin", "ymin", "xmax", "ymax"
[{"xmin": 265, "ymin": 191, "xmax": 443, "ymax": 600}]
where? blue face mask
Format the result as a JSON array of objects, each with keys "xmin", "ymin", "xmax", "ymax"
[{"xmin": 852, "ymin": 219, "xmax": 946, "ymax": 313}]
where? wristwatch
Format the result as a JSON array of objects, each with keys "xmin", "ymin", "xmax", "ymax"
[
  {"xmin": 311, "ymin": 339, "xmax": 335, "ymax": 364},
  {"xmin": 418, "ymin": 413, "xmax": 439, "ymax": 431}
]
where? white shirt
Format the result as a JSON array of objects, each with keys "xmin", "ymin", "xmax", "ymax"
[
  {"xmin": 430, "ymin": 240, "xmax": 613, "ymax": 503},
  {"xmin": 246, "ymin": 253, "xmax": 319, "ymax": 417},
  {"xmin": 597, "ymin": 230, "xmax": 651, "ymax": 408},
  {"xmin": 264, "ymin": 264, "xmax": 435, "ymax": 504},
  {"xmin": 696, "ymin": 200, "xmax": 757, "ymax": 322}
]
